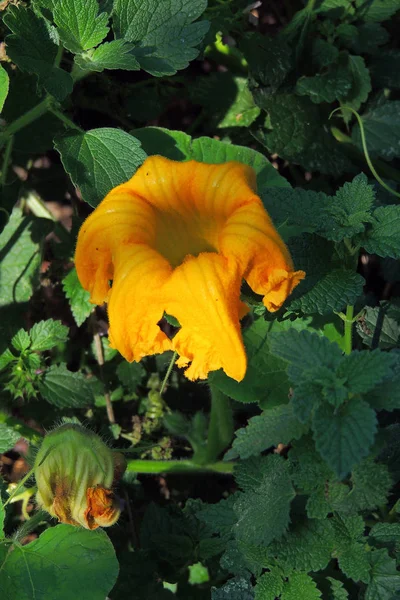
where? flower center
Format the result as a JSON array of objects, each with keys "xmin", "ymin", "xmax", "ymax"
[{"xmin": 153, "ymin": 209, "xmax": 220, "ymax": 267}]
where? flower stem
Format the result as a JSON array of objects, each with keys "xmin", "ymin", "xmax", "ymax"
[
  {"xmin": 344, "ymin": 305, "xmax": 354, "ymax": 355},
  {"xmin": 160, "ymin": 351, "xmax": 178, "ymax": 395},
  {"xmin": 3, "ymin": 467, "xmax": 35, "ymax": 508},
  {"xmin": 126, "ymin": 458, "xmax": 234, "ymax": 475},
  {"xmin": 204, "ymin": 386, "xmax": 234, "ymax": 463}
]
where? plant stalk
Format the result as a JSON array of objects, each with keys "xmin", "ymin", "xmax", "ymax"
[
  {"xmin": 204, "ymin": 386, "xmax": 234, "ymax": 463},
  {"xmin": 0, "ymin": 96, "xmax": 53, "ymax": 140},
  {"xmin": 126, "ymin": 459, "xmax": 234, "ymax": 475},
  {"xmin": 344, "ymin": 305, "xmax": 354, "ymax": 355}
]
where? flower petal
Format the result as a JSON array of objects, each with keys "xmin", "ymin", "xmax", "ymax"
[
  {"xmin": 107, "ymin": 244, "xmax": 173, "ymax": 362},
  {"xmin": 163, "ymin": 252, "xmax": 247, "ymax": 382},
  {"xmin": 75, "ymin": 190, "xmax": 156, "ymax": 304},
  {"xmin": 220, "ymin": 198, "xmax": 305, "ymax": 311}
]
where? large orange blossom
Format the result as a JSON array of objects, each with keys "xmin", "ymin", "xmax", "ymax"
[{"xmin": 75, "ymin": 156, "xmax": 305, "ymax": 381}]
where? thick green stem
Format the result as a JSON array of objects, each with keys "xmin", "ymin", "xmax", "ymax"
[
  {"xmin": 0, "ymin": 96, "xmax": 53, "ymax": 141},
  {"xmin": 126, "ymin": 459, "xmax": 234, "ymax": 475},
  {"xmin": 344, "ymin": 305, "xmax": 354, "ymax": 355},
  {"xmin": 204, "ymin": 386, "xmax": 234, "ymax": 463}
]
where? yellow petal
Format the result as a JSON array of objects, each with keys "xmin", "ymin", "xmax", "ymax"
[
  {"xmin": 163, "ymin": 252, "xmax": 247, "ymax": 382},
  {"xmin": 107, "ymin": 244, "xmax": 173, "ymax": 362},
  {"xmin": 75, "ymin": 191, "xmax": 156, "ymax": 304}
]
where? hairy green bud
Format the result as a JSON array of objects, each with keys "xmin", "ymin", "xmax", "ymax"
[{"xmin": 34, "ymin": 424, "xmax": 126, "ymax": 529}]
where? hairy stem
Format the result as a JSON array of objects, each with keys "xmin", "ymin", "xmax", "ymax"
[
  {"xmin": 204, "ymin": 386, "xmax": 234, "ymax": 463},
  {"xmin": 344, "ymin": 305, "xmax": 354, "ymax": 355},
  {"xmin": 126, "ymin": 459, "xmax": 234, "ymax": 475}
]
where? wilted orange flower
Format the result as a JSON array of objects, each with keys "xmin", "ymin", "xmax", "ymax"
[{"xmin": 75, "ymin": 157, "xmax": 304, "ymax": 382}]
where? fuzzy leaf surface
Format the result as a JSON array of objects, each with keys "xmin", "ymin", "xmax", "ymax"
[
  {"xmin": 53, "ymin": 0, "xmax": 109, "ymax": 53},
  {"xmin": 62, "ymin": 268, "xmax": 93, "ymax": 326},
  {"xmin": 0, "ymin": 65, "xmax": 9, "ymax": 112},
  {"xmin": 30, "ymin": 319, "xmax": 69, "ymax": 351},
  {"xmin": 39, "ymin": 363, "xmax": 95, "ymax": 408},
  {"xmin": 3, "ymin": 6, "xmax": 73, "ymax": 100},
  {"xmin": 228, "ymin": 402, "xmax": 307, "ymax": 459},
  {"xmin": 352, "ymin": 102, "xmax": 400, "ymax": 161},
  {"xmin": 234, "ymin": 455, "xmax": 295, "ymax": 546},
  {"xmin": 312, "ymin": 398, "xmax": 377, "ymax": 478},
  {"xmin": 75, "ymin": 39, "xmax": 140, "ymax": 72},
  {"xmin": 113, "ymin": 0, "xmax": 209, "ymax": 76},
  {"xmin": 362, "ymin": 206, "xmax": 400, "ymax": 259},
  {"xmin": 0, "ymin": 525, "xmax": 118, "ymax": 599},
  {"xmin": 55, "ymin": 128, "xmax": 147, "ymax": 207}
]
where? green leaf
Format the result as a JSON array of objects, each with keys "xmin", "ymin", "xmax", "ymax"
[
  {"xmin": 30, "ymin": 319, "xmax": 69, "ymax": 351},
  {"xmin": 218, "ymin": 77, "xmax": 260, "ymax": 128},
  {"xmin": 212, "ymin": 577, "xmax": 254, "ymax": 600},
  {"xmin": 133, "ymin": 127, "xmax": 289, "ymax": 189},
  {"xmin": 0, "ymin": 423, "xmax": 21, "ymax": 453},
  {"xmin": 39, "ymin": 363, "xmax": 95, "ymax": 408},
  {"xmin": 0, "ymin": 494, "xmax": 4, "ymax": 539},
  {"xmin": 256, "ymin": 93, "xmax": 352, "ymax": 175},
  {"xmin": 228, "ymin": 402, "xmax": 308, "ymax": 459},
  {"xmin": 0, "ymin": 349, "xmax": 16, "ymax": 371},
  {"xmin": 365, "ymin": 549, "xmax": 400, "ymax": 600},
  {"xmin": 55, "ymin": 128, "xmax": 147, "ymax": 207},
  {"xmin": 234, "ymin": 455, "xmax": 295, "ymax": 546},
  {"xmin": 11, "ymin": 329, "xmax": 31, "ymax": 352},
  {"xmin": 268, "ymin": 519, "xmax": 334, "ymax": 572},
  {"xmin": 362, "ymin": 206, "xmax": 400, "ymax": 259},
  {"xmin": 0, "ymin": 524, "xmax": 118, "ymax": 600},
  {"xmin": 53, "ymin": 0, "xmax": 109, "ymax": 53},
  {"xmin": 75, "ymin": 39, "xmax": 140, "ymax": 72},
  {"xmin": 0, "ymin": 208, "xmax": 49, "ymax": 306},
  {"xmin": 355, "ymin": 0, "xmax": 400, "ymax": 22},
  {"xmin": 281, "ymin": 572, "xmax": 321, "ymax": 600},
  {"xmin": 332, "ymin": 514, "xmax": 370, "ymax": 583},
  {"xmin": 209, "ymin": 318, "xmax": 293, "ymax": 406},
  {"xmin": 113, "ymin": 0, "xmax": 209, "ymax": 76},
  {"xmin": 352, "ymin": 102, "xmax": 400, "ymax": 161},
  {"xmin": 269, "ymin": 329, "xmax": 343, "ymax": 382},
  {"xmin": 312, "ymin": 39, "xmax": 339, "ymax": 68},
  {"xmin": 317, "ymin": 0, "xmax": 353, "ymax": 17},
  {"xmin": 340, "ymin": 56, "xmax": 371, "ymax": 114},
  {"xmin": 337, "ymin": 349, "xmax": 396, "ymax": 395},
  {"xmin": 341, "ymin": 459, "xmax": 393, "ymax": 513},
  {"xmin": 62, "ymin": 268, "xmax": 93, "ymax": 326},
  {"xmin": 288, "ymin": 269, "xmax": 365, "ymax": 315},
  {"xmin": 312, "ymin": 398, "xmax": 377, "ymax": 478},
  {"xmin": 241, "ymin": 33, "xmax": 292, "ymax": 96},
  {"xmin": 370, "ymin": 523, "xmax": 400, "ymax": 552},
  {"xmin": 324, "ymin": 173, "xmax": 375, "ymax": 242},
  {"xmin": 261, "ymin": 187, "xmax": 331, "ymax": 238},
  {"xmin": 370, "ymin": 51, "xmax": 400, "ymax": 90},
  {"xmin": 327, "ymin": 577, "xmax": 349, "ymax": 600},
  {"xmin": 116, "ymin": 360, "xmax": 146, "ymax": 390},
  {"xmin": 296, "ymin": 56, "xmax": 353, "ymax": 104},
  {"xmin": 3, "ymin": 6, "xmax": 73, "ymax": 101},
  {"xmin": 255, "ymin": 568, "xmax": 284, "ymax": 600},
  {"xmin": 197, "ymin": 496, "xmax": 237, "ymax": 539},
  {"xmin": 0, "ymin": 65, "xmax": 9, "ymax": 113},
  {"xmin": 349, "ymin": 23, "xmax": 389, "ymax": 55}
]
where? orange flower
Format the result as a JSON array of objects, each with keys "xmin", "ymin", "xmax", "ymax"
[{"xmin": 75, "ymin": 157, "xmax": 305, "ymax": 382}]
